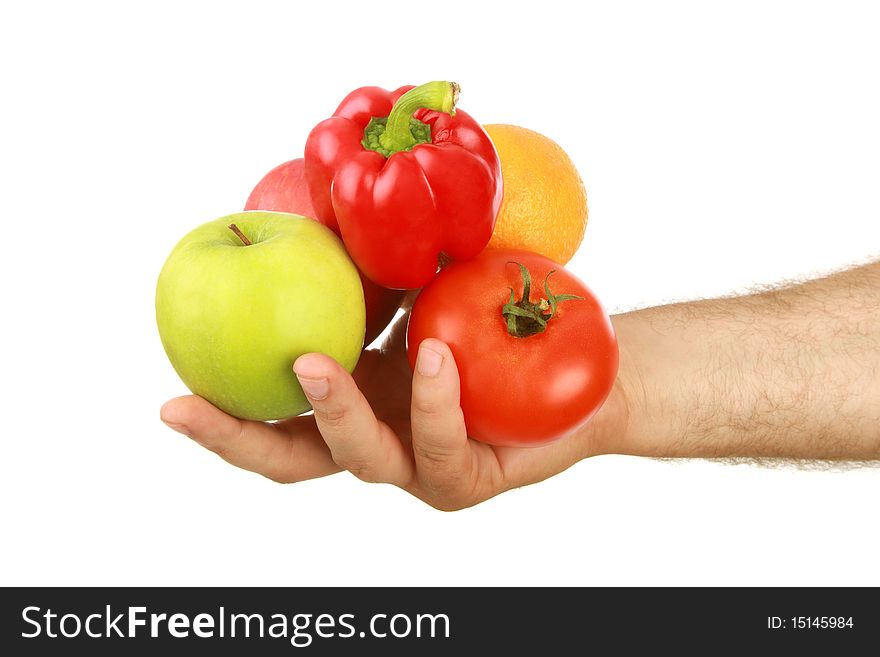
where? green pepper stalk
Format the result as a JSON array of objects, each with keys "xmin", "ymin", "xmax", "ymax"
[{"xmin": 362, "ymin": 81, "xmax": 460, "ymax": 158}]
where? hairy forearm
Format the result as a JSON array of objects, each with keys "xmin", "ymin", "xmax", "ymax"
[{"xmin": 605, "ymin": 263, "xmax": 880, "ymax": 460}]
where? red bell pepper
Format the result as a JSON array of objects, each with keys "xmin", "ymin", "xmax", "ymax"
[{"xmin": 304, "ymin": 81, "xmax": 503, "ymax": 289}]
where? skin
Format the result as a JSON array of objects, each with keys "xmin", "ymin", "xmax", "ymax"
[{"xmin": 160, "ymin": 263, "xmax": 880, "ymax": 511}]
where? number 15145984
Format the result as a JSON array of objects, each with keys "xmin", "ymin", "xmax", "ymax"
[{"xmin": 768, "ymin": 617, "xmax": 854, "ymax": 630}]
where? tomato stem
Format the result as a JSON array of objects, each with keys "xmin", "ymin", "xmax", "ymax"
[{"xmin": 501, "ymin": 262, "xmax": 583, "ymax": 338}]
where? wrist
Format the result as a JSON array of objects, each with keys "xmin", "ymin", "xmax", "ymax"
[
  {"xmin": 581, "ymin": 310, "xmax": 679, "ymax": 458},
  {"xmin": 573, "ymin": 313, "xmax": 642, "ymax": 458}
]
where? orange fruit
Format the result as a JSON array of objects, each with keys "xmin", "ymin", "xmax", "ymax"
[{"xmin": 484, "ymin": 124, "xmax": 587, "ymax": 264}]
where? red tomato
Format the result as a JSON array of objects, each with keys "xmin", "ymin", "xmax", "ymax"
[
  {"xmin": 407, "ymin": 249, "xmax": 618, "ymax": 446},
  {"xmin": 245, "ymin": 158, "xmax": 405, "ymax": 346}
]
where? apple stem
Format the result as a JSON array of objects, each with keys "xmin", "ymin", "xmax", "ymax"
[{"xmin": 228, "ymin": 223, "xmax": 252, "ymax": 246}]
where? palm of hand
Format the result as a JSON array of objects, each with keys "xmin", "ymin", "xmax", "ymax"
[
  {"xmin": 297, "ymin": 315, "xmax": 608, "ymax": 509},
  {"xmin": 162, "ymin": 314, "xmax": 617, "ymax": 511}
]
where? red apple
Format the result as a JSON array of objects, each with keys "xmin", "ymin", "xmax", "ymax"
[
  {"xmin": 246, "ymin": 159, "xmax": 316, "ymax": 216},
  {"xmin": 246, "ymin": 158, "xmax": 404, "ymax": 346}
]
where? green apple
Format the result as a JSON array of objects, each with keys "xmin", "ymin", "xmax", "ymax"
[{"xmin": 156, "ymin": 211, "xmax": 365, "ymax": 420}]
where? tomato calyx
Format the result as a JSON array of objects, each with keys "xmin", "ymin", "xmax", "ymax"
[{"xmin": 501, "ymin": 262, "xmax": 584, "ymax": 338}]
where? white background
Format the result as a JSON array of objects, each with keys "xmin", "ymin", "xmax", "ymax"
[{"xmin": 1, "ymin": 1, "xmax": 878, "ymax": 586}]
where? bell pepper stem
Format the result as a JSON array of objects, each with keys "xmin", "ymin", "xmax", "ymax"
[{"xmin": 378, "ymin": 81, "xmax": 460, "ymax": 154}]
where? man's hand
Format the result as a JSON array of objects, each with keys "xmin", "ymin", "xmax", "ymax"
[
  {"xmin": 161, "ymin": 262, "xmax": 880, "ymax": 510},
  {"xmin": 160, "ymin": 316, "xmax": 626, "ymax": 511}
]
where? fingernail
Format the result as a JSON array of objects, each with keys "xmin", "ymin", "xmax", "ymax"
[
  {"xmin": 297, "ymin": 376, "xmax": 330, "ymax": 401},
  {"xmin": 417, "ymin": 344, "xmax": 443, "ymax": 377},
  {"xmin": 161, "ymin": 419, "xmax": 191, "ymax": 437}
]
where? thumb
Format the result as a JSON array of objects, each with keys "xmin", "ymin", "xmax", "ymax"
[{"xmin": 409, "ymin": 339, "xmax": 473, "ymax": 496}]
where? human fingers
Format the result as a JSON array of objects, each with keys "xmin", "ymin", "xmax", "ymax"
[
  {"xmin": 294, "ymin": 354, "xmax": 414, "ymax": 486},
  {"xmin": 160, "ymin": 395, "xmax": 339, "ymax": 483},
  {"xmin": 409, "ymin": 339, "xmax": 477, "ymax": 503}
]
